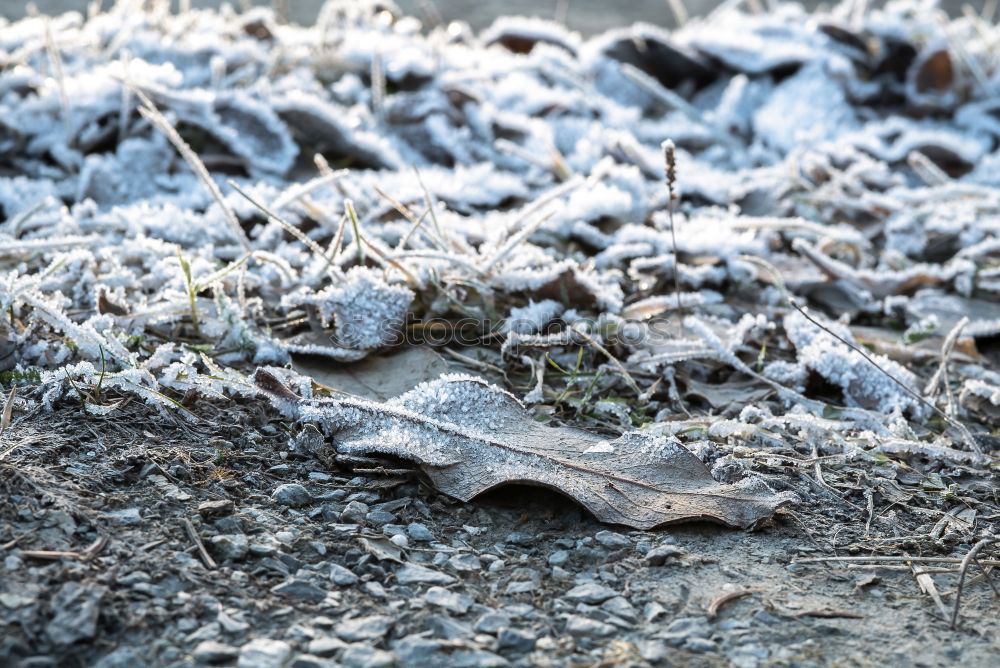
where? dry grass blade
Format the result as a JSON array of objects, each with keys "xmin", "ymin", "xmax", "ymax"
[
  {"xmin": 570, "ymin": 324, "xmax": 642, "ymax": 396},
  {"xmin": 908, "ymin": 558, "xmax": 950, "ymax": 621},
  {"xmin": 793, "ymin": 556, "xmax": 1000, "ymax": 566},
  {"xmin": 182, "ymin": 517, "xmax": 217, "ymax": 569},
  {"xmin": 951, "ymin": 537, "xmax": 998, "ymax": 629},
  {"xmin": 740, "ymin": 254, "xmax": 983, "ymax": 454},
  {"xmin": 0, "ymin": 386, "xmax": 16, "ymax": 437},
  {"xmin": 706, "ymin": 588, "xmax": 761, "ymax": 620},
  {"xmin": 228, "ymin": 181, "xmax": 341, "ymax": 280},
  {"xmin": 44, "ymin": 19, "xmax": 70, "ymax": 134},
  {"xmin": 924, "ymin": 315, "xmax": 969, "ymax": 415},
  {"xmin": 128, "ymin": 87, "xmax": 250, "ymax": 250},
  {"xmin": 482, "ymin": 210, "xmax": 556, "ymax": 274}
]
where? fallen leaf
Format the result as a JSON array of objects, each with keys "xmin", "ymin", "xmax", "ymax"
[
  {"xmin": 293, "ymin": 346, "xmax": 450, "ymax": 401},
  {"xmin": 258, "ymin": 371, "xmax": 796, "ymax": 529},
  {"xmin": 357, "ymin": 536, "xmax": 406, "ymax": 563}
]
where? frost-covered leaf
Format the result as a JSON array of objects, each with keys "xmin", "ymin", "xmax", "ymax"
[
  {"xmin": 260, "ymin": 372, "xmax": 796, "ymax": 529},
  {"xmin": 293, "ymin": 346, "xmax": 451, "ymax": 401}
]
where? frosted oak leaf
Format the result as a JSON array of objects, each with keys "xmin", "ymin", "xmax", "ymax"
[{"xmin": 254, "ymin": 370, "xmax": 795, "ymax": 530}]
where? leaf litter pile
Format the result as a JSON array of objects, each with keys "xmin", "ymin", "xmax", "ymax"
[{"xmin": 0, "ymin": 1, "xmax": 998, "ymax": 665}]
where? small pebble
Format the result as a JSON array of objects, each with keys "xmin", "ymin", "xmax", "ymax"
[{"xmin": 272, "ymin": 484, "xmax": 311, "ymax": 508}]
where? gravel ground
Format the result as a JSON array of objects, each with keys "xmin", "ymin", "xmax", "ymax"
[{"xmin": 1, "ymin": 398, "xmax": 997, "ymax": 667}]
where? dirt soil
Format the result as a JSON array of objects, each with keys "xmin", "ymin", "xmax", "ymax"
[{"xmin": 1, "ymin": 397, "xmax": 997, "ymax": 668}]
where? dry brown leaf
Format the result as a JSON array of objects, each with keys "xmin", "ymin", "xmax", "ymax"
[{"xmin": 257, "ymin": 371, "xmax": 796, "ymax": 529}]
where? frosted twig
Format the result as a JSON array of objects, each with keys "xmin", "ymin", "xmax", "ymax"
[
  {"xmin": 413, "ymin": 167, "xmax": 451, "ymax": 251},
  {"xmin": 345, "ymin": 199, "xmax": 366, "ymax": 266},
  {"xmin": 924, "ymin": 316, "xmax": 969, "ymax": 415},
  {"xmin": 952, "ymin": 537, "xmax": 998, "ymax": 629},
  {"xmin": 570, "ymin": 324, "xmax": 641, "ymax": 396},
  {"xmin": 228, "ymin": 181, "xmax": 341, "ymax": 279},
  {"xmin": 908, "ymin": 151, "xmax": 949, "ymax": 186},
  {"xmin": 133, "ymin": 87, "xmax": 250, "ymax": 250},
  {"xmin": 665, "ymin": 0, "xmax": 688, "ymax": 26},
  {"xmin": 741, "ymin": 255, "xmax": 983, "ymax": 454},
  {"xmin": 372, "ymin": 184, "xmax": 446, "ymax": 251},
  {"xmin": 481, "ymin": 210, "xmax": 556, "ymax": 274},
  {"xmin": 391, "ymin": 251, "xmax": 486, "ymax": 277},
  {"xmin": 272, "ymin": 170, "xmax": 348, "ymax": 211},
  {"xmin": 44, "ymin": 20, "xmax": 71, "ymax": 136},
  {"xmin": 496, "ymin": 174, "xmax": 586, "ymax": 245}
]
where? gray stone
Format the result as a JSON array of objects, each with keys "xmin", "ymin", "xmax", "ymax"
[
  {"xmin": 365, "ymin": 510, "xmax": 396, "ymax": 526},
  {"xmin": 451, "ymin": 649, "xmax": 509, "ymax": 667},
  {"xmin": 448, "ymin": 553, "xmax": 481, "ymax": 572},
  {"xmin": 505, "ymin": 532, "xmax": 534, "ymax": 546},
  {"xmin": 497, "ymin": 627, "xmax": 536, "ymax": 653},
  {"xmin": 427, "ymin": 614, "xmax": 473, "ymax": 640},
  {"xmin": 198, "ymin": 499, "xmax": 235, "ymax": 517},
  {"xmin": 335, "ymin": 615, "xmax": 394, "ymax": 642},
  {"xmin": 475, "ymin": 612, "xmax": 511, "ymax": 634},
  {"xmin": 504, "ymin": 580, "xmax": 537, "ymax": 595},
  {"xmin": 393, "ymin": 636, "xmax": 443, "ymax": 667},
  {"xmin": 270, "ymin": 579, "xmax": 328, "ymax": 603},
  {"xmin": 340, "ymin": 644, "xmax": 395, "ymax": 668},
  {"xmin": 406, "ymin": 522, "xmax": 434, "ymax": 542},
  {"xmin": 210, "ymin": 534, "xmax": 248, "ymax": 561},
  {"xmin": 752, "ymin": 610, "xmax": 782, "ymax": 625},
  {"xmin": 659, "ymin": 616, "xmax": 712, "ymax": 646},
  {"xmin": 638, "ymin": 639, "xmax": 668, "ymax": 662},
  {"xmin": 395, "ymin": 563, "xmax": 456, "ymax": 586},
  {"xmin": 329, "ymin": 563, "xmax": 359, "ymax": 586},
  {"xmin": 105, "ymin": 508, "xmax": 142, "ymax": 526},
  {"xmin": 238, "ymin": 639, "xmax": 292, "ymax": 668},
  {"xmin": 564, "ymin": 615, "xmax": 616, "ymax": 637},
  {"xmin": 645, "ymin": 544, "xmax": 685, "ymax": 566},
  {"xmin": 45, "ymin": 582, "xmax": 106, "ymax": 646},
  {"xmin": 424, "ymin": 586, "xmax": 473, "ymax": 614},
  {"xmin": 290, "ymin": 655, "xmax": 338, "ymax": 668},
  {"xmin": 341, "ymin": 501, "xmax": 370, "ymax": 524},
  {"xmin": 193, "ymin": 641, "xmax": 239, "ymax": 664},
  {"xmin": 644, "ymin": 601, "xmax": 667, "ymax": 623},
  {"xmin": 382, "ymin": 524, "xmax": 406, "ymax": 537},
  {"xmin": 563, "ymin": 583, "xmax": 617, "ymax": 604},
  {"xmin": 600, "ymin": 596, "xmax": 638, "ymax": 623},
  {"xmin": 547, "ymin": 550, "xmax": 570, "ymax": 567},
  {"xmin": 272, "ymin": 483, "xmax": 312, "ymax": 507},
  {"xmin": 594, "ymin": 531, "xmax": 631, "ymax": 548},
  {"xmin": 307, "ymin": 636, "xmax": 348, "ymax": 658},
  {"xmin": 685, "ymin": 638, "xmax": 719, "ymax": 653},
  {"xmin": 94, "ymin": 646, "xmax": 148, "ymax": 668}
]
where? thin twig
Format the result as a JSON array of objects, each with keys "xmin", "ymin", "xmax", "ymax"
[
  {"xmin": 908, "ymin": 558, "xmax": 950, "ymax": 620},
  {"xmin": 228, "ymin": 181, "xmax": 341, "ymax": 280},
  {"xmin": 741, "ymin": 255, "xmax": 982, "ymax": 454},
  {"xmin": 570, "ymin": 324, "xmax": 642, "ymax": 396},
  {"xmin": 182, "ymin": 518, "xmax": 216, "ymax": 569},
  {"xmin": 793, "ymin": 556, "xmax": 1000, "ymax": 566},
  {"xmin": 951, "ymin": 537, "xmax": 997, "ymax": 629},
  {"xmin": 706, "ymin": 588, "xmax": 760, "ymax": 620}
]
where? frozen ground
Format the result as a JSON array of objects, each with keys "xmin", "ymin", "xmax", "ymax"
[
  {"xmin": 0, "ymin": 0, "xmax": 989, "ymax": 32},
  {"xmin": 0, "ymin": 1, "xmax": 998, "ymax": 666}
]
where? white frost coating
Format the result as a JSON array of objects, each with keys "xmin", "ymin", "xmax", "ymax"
[
  {"xmin": 503, "ymin": 299, "xmax": 565, "ymax": 334},
  {"xmin": 0, "ymin": 1, "xmax": 993, "ymax": 454},
  {"xmin": 307, "ymin": 268, "xmax": 414, "ymax": 351},
  {"xmin": 783, "ymin": 311, "xmax": 925, "ymax": 417}
]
